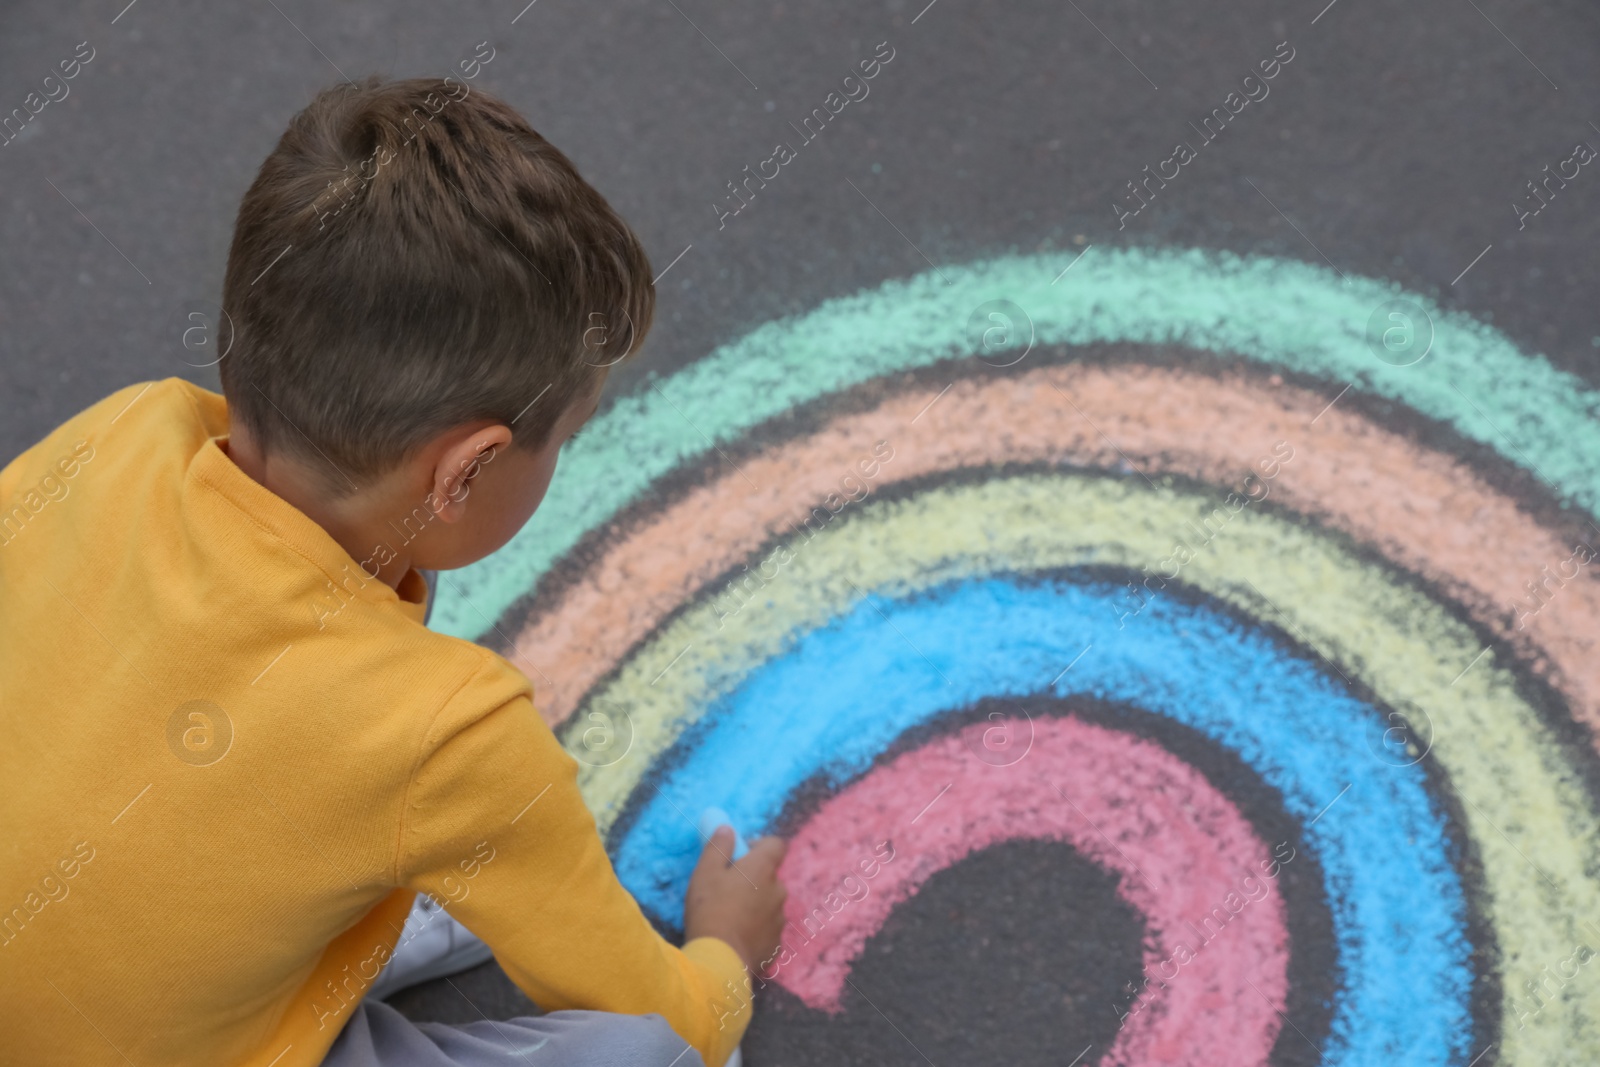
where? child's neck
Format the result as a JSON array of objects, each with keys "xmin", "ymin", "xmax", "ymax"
[{"xmin": 222, "ymin": 430, "xmax": 416, "ymax": 592}]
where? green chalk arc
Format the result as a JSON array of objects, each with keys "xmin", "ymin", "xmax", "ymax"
[{"xmin": 434, "ymin": 248, "xmax": 1600, "ymax": 641}]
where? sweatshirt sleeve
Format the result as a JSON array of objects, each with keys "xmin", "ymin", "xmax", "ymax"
[{"xmin": 398, "ymin": 670, "xmax": 751, "ymax": 1067}]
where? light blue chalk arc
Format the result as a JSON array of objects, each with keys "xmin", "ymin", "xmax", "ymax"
[
  {"xmin": 432, "ymin": 249, "xmax": 1600, "ymax": 640},
  {"xmin": 614, "ymin": 575, "xmax": 1473, "ymax": 1067}
]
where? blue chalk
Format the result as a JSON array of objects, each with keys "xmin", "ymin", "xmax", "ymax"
[
  {"xmin": 697, "ymin": 806, "xmax": 749, "ymax": 859},
  {"xmin": 617, "ymin": 575, "xmax": 1474, "ymax": 1067}
]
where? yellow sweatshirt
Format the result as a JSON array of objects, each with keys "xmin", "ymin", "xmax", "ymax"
[{"xmin": 0, "ymin": 379, "xmax": 749, "ymax": 1067}]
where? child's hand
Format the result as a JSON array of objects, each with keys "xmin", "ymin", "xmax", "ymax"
[{"xmin": 684, "ymin": 826, "xmax": 788, "ymax": 974}]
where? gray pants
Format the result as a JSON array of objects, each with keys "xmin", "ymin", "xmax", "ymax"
[{"xmin": 322, "ymin": 999, "xmax": 707, "ymax": 1067}]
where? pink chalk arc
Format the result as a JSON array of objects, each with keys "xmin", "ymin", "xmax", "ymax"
[{"xmin": 770, "ymin": 712, "xmax": 1292, "ymax": 1067}]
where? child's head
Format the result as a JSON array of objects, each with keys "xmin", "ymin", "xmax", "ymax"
[{"xmin": 218, "ymin": 77, "xmax": 653, "ymax": 570}]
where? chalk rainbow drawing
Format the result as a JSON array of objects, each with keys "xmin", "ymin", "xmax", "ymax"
[{"xmin": 432, "ymin": 248, "xmax": 1600, "ymax": 1066}]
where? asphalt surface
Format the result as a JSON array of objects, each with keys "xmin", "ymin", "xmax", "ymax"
[
  {"xmin": 5, "ymin": 1, "xmax": 1599, "ymax": 1063},
  {"xmin": 5, "ymin": 0, "xmax": 1599, "ymax": 464}
]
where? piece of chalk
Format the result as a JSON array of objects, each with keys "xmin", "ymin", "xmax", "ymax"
[{"xmin": 698, "ymin": 807, "xmax": 749, "ymax": 859}]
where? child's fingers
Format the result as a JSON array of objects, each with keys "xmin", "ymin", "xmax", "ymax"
[
  {"xmin": 696, "ymin": 825, "xmax": 737, "ymax": 869},
  {"xmin": 737, "ymin": 835, "xmax": 789, "ymax": 882}
]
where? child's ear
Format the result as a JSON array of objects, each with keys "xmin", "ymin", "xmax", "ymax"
[{"xmin": 431, "ymin": 423, "xmax": 512, "ymax": 523}]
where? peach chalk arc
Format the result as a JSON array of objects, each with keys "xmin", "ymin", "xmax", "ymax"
[
  {"xmin": 514, "ymin": 364, "xmax": 1600, "ymax": 743},
  {"xmin": 769, "ymin": 714, "xmax": 1290, "ymax": 1067},
  {"xmin": 432, "ymin": 249, "xmax": 1600, "ymax": 641}
]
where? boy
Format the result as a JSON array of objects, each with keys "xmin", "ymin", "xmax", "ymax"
[{"xmin": 0, "ymin": 78, "xmax": 786, "ymax": 1066}]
